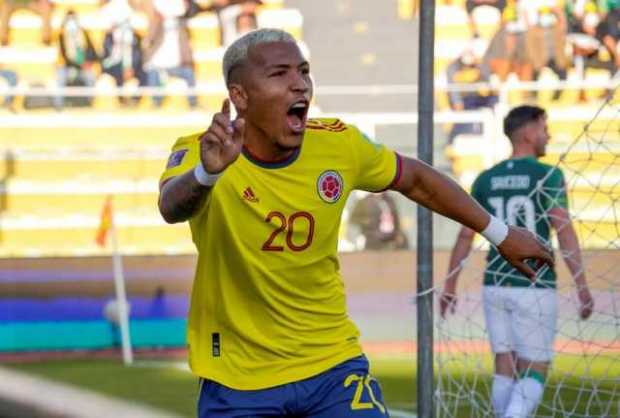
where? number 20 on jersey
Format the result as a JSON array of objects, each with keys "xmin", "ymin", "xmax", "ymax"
[{"xmin": 262, "ymin": 211, "xmax": 315, "ymax": 252}]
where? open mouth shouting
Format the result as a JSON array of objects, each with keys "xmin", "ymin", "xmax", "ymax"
[{"xmin": 286, "ymin": 99, "xmax": 309, "ymax": 135}]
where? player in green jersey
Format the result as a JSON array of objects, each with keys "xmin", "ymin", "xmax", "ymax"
[
  {"xmin": 159, "ymin": 29, "xmax": 555, "ymax": 417},
  {"xmin": 440, "ymin": 105, "xmax": 594, "ymax": 418}
]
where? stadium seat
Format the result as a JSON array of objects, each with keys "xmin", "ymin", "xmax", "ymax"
[
  {"xmin": 0, "ymin": 222, "xmax": 193, "ymax": 257},
  {"xmin": 435, "ymin": 4, "xmax": 500, "ymax": 41},
  {"xmin": 0, "ymin": 122, "xmax": 201, "ymax": 256},
  {"xmin": 257, "ymin": 8, "xmax": 303, "ymax": 40}
]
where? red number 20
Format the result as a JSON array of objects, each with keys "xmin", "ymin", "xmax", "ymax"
[{"xmin": 261, "ymin": 211, "xmax": 315, "ymax": 252}]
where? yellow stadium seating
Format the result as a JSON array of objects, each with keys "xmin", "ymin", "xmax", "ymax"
[
  {"xmin": 51, "ymin": 0, "xmax": 100, "ymax": 15},
  {"xmin": 572, "ymin": 221, "xmax": 620, "ymax": 249},
  {"xmin": 0, "ymin": 121, "xmax": 200, "ymax": 256},
  {"xmin": 0, "ymin": 125, "xmax": 192, "ymax": 150},
  {"xmin": 2, "ymin": 191, "xmax": 158, "ymax": 216},
  {"xmin": 188, "ymin": 14, "xmax": 221, "ymax": 51},
  {"xmin": 4, "ymin": 158, "xmax": 164, "ymax": 181},
  {"xmin": 1, "ymin": 223, "xmax": 194, "ymax": 257}
]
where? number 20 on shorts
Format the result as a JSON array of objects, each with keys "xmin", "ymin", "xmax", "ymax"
[{"xmin": 344, "ymin": 374, "xmax": 386, "ymax": 413}]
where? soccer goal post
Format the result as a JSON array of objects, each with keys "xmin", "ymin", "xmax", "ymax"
[{"xmin": 417, "ymin": 1, "xmax": 436, "ymax": 418}]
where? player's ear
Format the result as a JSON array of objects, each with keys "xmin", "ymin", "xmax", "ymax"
[
  {"xmin": 228, "ymin": 83, "xmax": 248, "ymax": 113},
  {"xmin": 520, "ymin": 123, "xmax": 535, "ymax": 145}
]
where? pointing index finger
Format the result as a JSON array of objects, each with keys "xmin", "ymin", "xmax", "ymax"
[
  {"xmin": 232, "ymin": 118, "xmax": 245, "ymax": 144},
  {"xmin": 221, "ymin": 99, "xmax": 231, "ymax": 119}
]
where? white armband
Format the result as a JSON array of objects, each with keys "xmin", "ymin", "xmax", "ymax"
[
  {"xmin": 194, "ymin": 163, "xmax": 223, "ymax": 187},
  {"xmin": 481, "ymin": 215, "xmax": 509, "ymax": 247}
]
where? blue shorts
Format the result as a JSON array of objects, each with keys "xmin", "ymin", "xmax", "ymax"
[{"xmin": 198, "ymin": 355, "xmax": 390, "ymax": 418}]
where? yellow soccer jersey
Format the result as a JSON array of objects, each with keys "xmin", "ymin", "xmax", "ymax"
[{"xmin": 160, "ymin": 118, "xmax": 401, "ymax": 390}]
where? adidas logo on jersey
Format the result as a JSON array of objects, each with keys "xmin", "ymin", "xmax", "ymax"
[{"xmin": 242, "ymin": 187, "xmax": 259, "ymax": 203}]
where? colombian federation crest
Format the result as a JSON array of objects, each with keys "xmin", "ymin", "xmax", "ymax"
[{"xmin": 317, "ymin": 170, "xmax": 344, "ymax": 203}]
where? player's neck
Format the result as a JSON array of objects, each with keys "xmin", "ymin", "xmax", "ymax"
[
  {"xmin": 243, "ymin": 136, "xmax": 295, "ymax": 163},
  {"xmin": 511, "ymin": 149, "xmax": 535, "ymax": 160}
]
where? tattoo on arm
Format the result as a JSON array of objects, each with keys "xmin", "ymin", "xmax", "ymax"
[{"xmin": 159, "ymin": 170, "xmax": 210, "ymax": 224}]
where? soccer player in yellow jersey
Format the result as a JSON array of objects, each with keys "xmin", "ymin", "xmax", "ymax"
[{"xmin": 159, "ymin": 28, "xmax": 554, "ymax": 417}]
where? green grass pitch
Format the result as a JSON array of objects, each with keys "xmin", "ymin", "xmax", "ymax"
[{"xmin": 7, "ymin": 353, "xmax": 620, "ymax": 417}]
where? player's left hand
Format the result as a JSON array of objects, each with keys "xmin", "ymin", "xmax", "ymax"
[
  {"xmin": 439, "ymin": 291, "xmax": 457, "ymax": 318},
  {"xmin": 578, "ymin": 286, "xmax": 594, "ymax": 320},
  {"xmin": 497, "ymin": 226, "xmax": 554, "ymax": 280},
  {"xmin": 199, "ymin": 99, "xmax": 245, "ymax": 174}
]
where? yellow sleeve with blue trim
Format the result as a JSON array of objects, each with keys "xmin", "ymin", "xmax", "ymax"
[
  {"xmin": 159, "ymin": 133, "xmax": 201, "ymax": 185},
  {"xmin": 347, "ymin": 125, "xmax": 401, "ymax": 192}
]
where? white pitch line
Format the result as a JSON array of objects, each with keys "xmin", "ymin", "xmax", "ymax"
[
  {"xmin": 134, "ymin": 360, "xmax": 190, "ymax": 371},
  {"xmin": 390, "ymin": 409, "xmax": 418, "ymax": 418},
  {"xmin": 0, "ymin": 366, "xmax": 180, "ymax": 418}
]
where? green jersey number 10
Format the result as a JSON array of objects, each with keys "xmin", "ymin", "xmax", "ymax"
[{"xmin": 488, "ymin": 195, "xmax": 536, "ymax": 233}]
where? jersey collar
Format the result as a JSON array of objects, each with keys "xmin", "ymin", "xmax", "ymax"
[
  {"xmin": 241, "ymin": 146, "xmax": 301, "ymax": 169},
  {"xmin": 508, "ymin": 156, "xmax": 536, "ymax": 163}
]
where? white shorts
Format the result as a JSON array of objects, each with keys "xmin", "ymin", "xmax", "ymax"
[{"xmin": 482, "ymin": 286, "xmax": 557, "ymax": 362}]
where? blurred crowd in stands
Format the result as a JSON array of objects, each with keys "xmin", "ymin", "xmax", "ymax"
[
  {"xmin": 0, "ymin": 0, "xmax": 263, "ymax": 111},
  {"xmin": 444, "ymin": 0, "xmax": 619, "ymax": 142},
  {"xmin": 0, "ymin": 0, "xmax": 618, "ymax": 113}
]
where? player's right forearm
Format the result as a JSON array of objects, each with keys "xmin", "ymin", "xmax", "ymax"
[
  {"xmin": 557, "ymin": 226, "xmax": 587, "ymax": 287},
  {"xmin": 550, "ymin": 207, "xmax": 587, "ymax": 286},
  {"xmin": 158, "ymin": 169, "xmax": 210, "ymax": 224}
]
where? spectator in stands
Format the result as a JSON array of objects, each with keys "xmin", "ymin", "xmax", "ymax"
[
  {"xmin": 143, "ymin": 0, "xmax": 198, "ymax": 109},
  {"xmin": 100, "ymin": 0, "xmax": 145, "ymax": 11},
  {"xmin": 446, "ymin": 42, "xmax": 498, "ymax": 144},
  {"xmin": 466, "ymin": 0, "xmax": 506, "ymax": 38},
  {"xmin": 217, "ymin": 0, "xmax": 262, "ymax": 47},
  {"xmin": 596, "ymin": 0, "xmax": 620, "ymax": 74},
  {"xmin": 566, "ymin": 0, "xmax": 602, "ymax": 38},
  {"xmin": 0, "ymin": 0, "xmax": 53, "ymax": 46},
  {"xmin": 565, "ymin": 0, "xmax": 614, "ymax": 100},
  {"xmin": 233, "ymin": 9, "xmax": 259, "ymax": 43},
  {"xmin": 99, "ymin": 0, "xmax": 137, "ymax": 27},
  {"xmin": 349, "ymin": 192, "xmax": 409, "ymax": 251},
  {"xmin": 55, "ymin": 11, "xmax": 99, "ymax": 110},
  {"xmin": 482, "ymin": 1, "xmax": 534, "ymax": 86},
  {"xmin": 0, "ymin": 66, "xmax": 17, "ymax": 111},
  {"xmin": 186, "ymin": 0, "xmax": 263, "ymax": 47},
  {"xmin": 524, "ymin": 0, "xmax": 570, "ymax": 100},
  {"xmin": 101, "ymin": 18, "xmax": 147, "ymax": 106}
]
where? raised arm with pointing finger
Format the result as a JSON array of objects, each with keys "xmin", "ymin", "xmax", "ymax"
[{"xmin": 158, "ymin": 99, "xmax": 245, "ymax": 224}]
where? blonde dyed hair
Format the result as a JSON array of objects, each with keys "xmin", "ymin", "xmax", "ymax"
[{"xmin": 222, "ymin": 28, "xmax": 296, "ymax": 84}]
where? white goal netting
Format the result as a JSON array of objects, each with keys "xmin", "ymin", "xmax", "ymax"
[{"xmin": 436, "ymin": 94, "xmax": 620, "ymax": 418}]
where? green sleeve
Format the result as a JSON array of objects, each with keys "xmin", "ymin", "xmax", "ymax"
[{"xmin": 543, "ymin": 168, "xmax": 569, "ymax": 211}]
